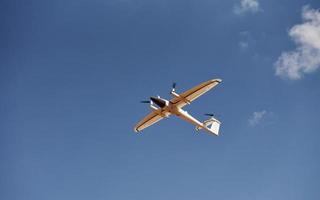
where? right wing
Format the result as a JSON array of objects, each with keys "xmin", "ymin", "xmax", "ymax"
[
  {"xmin": 170, "ymin": 79, "xmax": 222, "ymax": 108},
  {"xmin": 134, "ymin": 111, "xmax": 165, "ymax": 132}
]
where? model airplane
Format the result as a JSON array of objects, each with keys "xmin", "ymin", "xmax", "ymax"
[{"xmin": 134, "ymin": 79, "xmax": 222, "ymax": 136}]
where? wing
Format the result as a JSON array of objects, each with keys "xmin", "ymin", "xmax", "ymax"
[
  {"xmin": 170, "ymin": 79, "xmax": 222, "ymax": 108},
  {"xmin": 134, "ymin": 111, "xmax": 164, "ymax": 132}
]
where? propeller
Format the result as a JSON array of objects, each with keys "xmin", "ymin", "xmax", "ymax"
[
  {"xmin": 172, "ymin": 82, "xmax": 176, "ymax": 89},
  {"xmin": 140, "ymin": 100, "xmax": 151, "ymax": 103},
  {"xmin": 171, "ymin": 82, "xmax": 177, "ymax": 93},
  {"xmin": 204, "ymin": 113, "xmax": 222, "ymax": 119}
]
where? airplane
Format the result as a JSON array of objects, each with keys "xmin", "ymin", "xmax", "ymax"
[{"xmin": 134, "ymin": 79, "xmax": 222, "ymax": 136}]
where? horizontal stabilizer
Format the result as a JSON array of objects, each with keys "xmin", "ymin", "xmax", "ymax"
[{"xmin": 197, "ymin": 117, "xmax": 221, "ymax": 136}]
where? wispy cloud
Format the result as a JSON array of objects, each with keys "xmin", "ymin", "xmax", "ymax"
[
  {"xmin": 275, "ymin": 6, "xmax": 320, "ymax": 80},
  {"xmin": 239, "ymin": 41, "xmax": 249, "ymax": 49},
  {"xmin": 234, "ymin": 0, "xmax": 261, "ymax": 14},
  {"xmin": 248, "ymin": 110, "xmax": 267, "ymax": 127},
  {"xmin": 238, "ymin": 31, "xmax": 250, "ymax": 50}
]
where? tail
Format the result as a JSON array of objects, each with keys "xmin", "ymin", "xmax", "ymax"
[{"xmin": 196, "ymin": 117, "xmax": 221, "ymax": 136}]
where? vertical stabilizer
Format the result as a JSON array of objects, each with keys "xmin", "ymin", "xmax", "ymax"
[
  {"xmin": 208, "ymin": 118, "xmax": 221, "ymax": 136},
  {"xmin": 199, "ymin": 117, "xmax": 221, "ymax": 136}
]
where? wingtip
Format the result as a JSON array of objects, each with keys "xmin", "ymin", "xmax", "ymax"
[
  {"xmin": 134, "ymin": 128, "xmax": 140, "ymax": 133},
  {"xmin": 210, "ymin": 78, "xmax": 222, "ymax": 83}
]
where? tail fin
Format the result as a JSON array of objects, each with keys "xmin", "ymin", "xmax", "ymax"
[{"xmin": 196, "ymin": 117, "xmax": 221, "ymax": 136}]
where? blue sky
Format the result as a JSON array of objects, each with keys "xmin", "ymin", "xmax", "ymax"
[{"xmin": 1, "ymin": 0, "xmax": 320, "ymax": 199}]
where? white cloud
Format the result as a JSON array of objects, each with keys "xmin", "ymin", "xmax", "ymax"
[
  {"xmin": 234, "ymin": 0, "xmax": 260, "ymax": 14},
  {"xmin": 239, "ymin": 41, "xmax": 249, "ymax": 49},
  {"xmin": 238, "ymin": 31, "xmax": 250, "ymax": 49},
  {"xmin": 248, "ymin": 110, "xmax": 267, "ymax": 127},
  {"xmin": 275, "ymin": 6, "xmax": 320, "ymax": 80}
]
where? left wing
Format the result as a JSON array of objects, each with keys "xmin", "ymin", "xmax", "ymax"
[
  {"xmin": 134, "ymin": 111, "xmax": 165, "ymax": 132},
  {"xmin": 170, "ymin": 79, "xmax": 222, "ymax": 108}
]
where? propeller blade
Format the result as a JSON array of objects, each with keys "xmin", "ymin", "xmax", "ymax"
[
  {"xmin": 205, "ymin": 113, "xmax": 222, "ymax": 119},
  {"xmin": 140, "ymin": 100, "xmax": 151, "ymax": 103},
  {"xmin": 171, "ymin": 82, "xmax": 177, "ymax": 94}
]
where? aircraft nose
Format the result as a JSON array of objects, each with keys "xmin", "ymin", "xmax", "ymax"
[
  {"xmin": 150, "ymin": 96, "xmax": 166, "ymax": 108},
  {"xmin": 150, "ymin": 96, "xmax": 157, "ymax": 102}
]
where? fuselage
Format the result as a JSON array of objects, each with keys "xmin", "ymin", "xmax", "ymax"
[{"xmin": 149, "ymin": 96, "xmax": 204, "ymax": 128}]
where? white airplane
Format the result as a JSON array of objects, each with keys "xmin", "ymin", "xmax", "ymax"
[{"xmin": 134, "ymin": 79, "xmax": 222, "ymax": 136}]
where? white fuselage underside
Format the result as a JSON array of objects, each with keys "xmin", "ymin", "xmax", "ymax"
[{"xmin": 158, "ymin": 100, "xmax": 209, "ymax": 131}]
